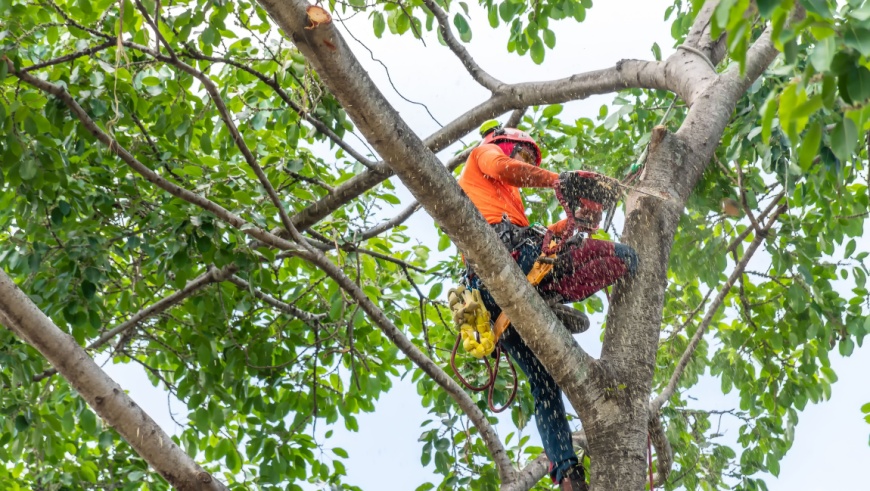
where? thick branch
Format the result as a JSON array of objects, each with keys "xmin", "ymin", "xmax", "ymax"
[
  {"xmin": 505, "ymin": 107, "xmax": 526, "ymax": 128},
  {"xmin": 684, "ymin": 0, "xmax": 727, "ymax": 66},
  {"xmin": 420, "ymin": 0, "xmax": 503, "ymax": 92},
  {"xmin": 505, "ymin": 430, "xmax": 588, "ymax": 491},
  {"xmin": 290, "ymin": 61, "xmax": 667, "ymax": 231},
  {"xmin": 648, "ymin": 410, "xmax": 673, "ymax": 487},
  {"xmin": 0, "ymin": 269, "xmax": 228, "ymax": 491}
]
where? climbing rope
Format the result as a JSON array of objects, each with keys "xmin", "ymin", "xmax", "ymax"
[
  {"xmin": 648, "ymin": 433, "xmax": 654, "ymax": 490},
  {"xmin": 447, "ymin": 285, "xmax": 518, "ymax": 412}
]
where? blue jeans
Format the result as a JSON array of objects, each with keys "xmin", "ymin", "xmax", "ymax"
[{"xmin": 465, "ymin": 241, "xmax": 578, "ymax": 482}]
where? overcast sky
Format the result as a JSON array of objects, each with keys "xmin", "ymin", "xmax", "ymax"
[{"xmin": 104, "ymin": 1, "xmax": 870, "ymax": 490}]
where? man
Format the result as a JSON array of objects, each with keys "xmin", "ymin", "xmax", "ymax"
[{"xmin": 457, "ymin": 125, "xmax": 637, "ymax": 491}]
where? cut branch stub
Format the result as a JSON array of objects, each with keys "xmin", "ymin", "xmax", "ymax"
[{"xmin": 306, "ymin": 5, "xmax": 332, "ymax": 29}]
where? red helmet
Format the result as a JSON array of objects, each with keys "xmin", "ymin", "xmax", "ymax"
[{"xmin": 481, "ymin": 126, "xmax": 542, "ymax": 166}]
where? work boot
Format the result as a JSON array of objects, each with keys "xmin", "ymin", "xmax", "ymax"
[
  {"xmin": 560, "ymin": 463, "xmax": 588, "ymax": 491},
  {"xmin": 551, "ymin": 304, "xmax": 590, "ymax": 334}
]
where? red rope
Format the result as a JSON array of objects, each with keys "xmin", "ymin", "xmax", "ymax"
[
  {"xmin": 647, "ymin": 433, "xmax": 654, "ymax": 490},
  {"xmin": 450, "ymin": 333, "xmax": 518, "ymax": 413}
]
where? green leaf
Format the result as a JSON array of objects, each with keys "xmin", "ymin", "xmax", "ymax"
[
  {"xmin": 226, "ymin": 448, "xmax": 241, "ymax": 474},
  {"xmin": 830, "ymin": 118, "xmax": 858, "ymax": 162},
  {"xmin": 437, "ymin": 233, "xmax": 450, "ymax": 252},
  {"xmin": 453, "ymin": 14, "xmax": 471, "ymax": 43},
  {"xmin": 14, "ymin": 415, "xmax": 29, "ymax": 432},
  {"xmin": 487, "ymin": 5, "xmax": 498, "ymax": 27},
  {"xmin": 251, "ymin": 111, "xmax": 267, "ymax": 131},
  {"xmin": 81, "ymin": 280, "xmax": 97, "ymax": 299},
  {"xmin": 396, "ymin": 12, "xmax": 411, "ymax": 35},
  {"xmin": 80, "ymin": 409, "xmax": 97, "ymax": 434},
  {"xmin": 77, "ymin": 0, "xmax": 93, "ymax": 15},
  {"xmin": 373, "ymin": 12, "xmax": 385, "ymax": 38},
  {"xmin": 845, "ymin": 239, "xmax": 856, "ymax": 258},
  {"xmin": 756, "ymin": 0, "xmax": 779, "ymax": 17},
  {"xmin": 333, "ymin": 447, "xmax": 349, "ymax": 458},
  {"xmin": 809, "ymin": 36, "xmax": 835, "ymax": 72},
  {"xmin": 174, "ymin": 119, "xmax": 190, "ymax": 137},
  {"xmin": 19, "ymin": 160, "xmax": 38, "ymax": 180},
  {"xmin": 843, "ymin": 24, "xmax": 870, "ymax": 57},
  {"xmin": 98, "ymin": 431, "xmax": 113, "ymax": 448},
  {"xmin": 202, "ymin": 26, "xmax": 216, "ymax": 46},
  {"xmin": 846, "ymin": 65, "xmax": 870, "ymax": 102},
  {"xmin": 542, "ymin": 104, "xmax": 563, "ymax": 118},
  {"xmin": 80, "ymin": 465, "xmax": 96, "ymax": 483},
  {"xmin": 651, "ymin": 42, "xmax": 662, "ymax": 61},
  {"xmin": 839, "ymin": 337, "xmax": 855, "ymax": 356},
  {"xmin": 429, "ymin": 283, "xmax": 443, "ymax": 300},
  {"xmin": 788, "ymin": 284, "xmax": 807, "ymax": 313},
  {"xmin": 768, "ymin": 455, "xmax": 781, "ymax": 476},
  {"xmin": 800, "ymin": 0, "xmax": 832, "ymax": 17},
  {"xmin": 434, "ymin": 437, "xmax": 450, "ymax": 451},
  {"xmin": 530, "ymin": 38, "xmax": 545, "ymax": 65},
  {"xmin": 761, "ymin": 93, "xmax": 777, "ymax": 143},
  {"xmin": 543, "ymin": 28, "xmax": 556, "ymax": 49},
  {"xmin": 798, "ymin": 121, "xmax": 822, "ymax": 170}
]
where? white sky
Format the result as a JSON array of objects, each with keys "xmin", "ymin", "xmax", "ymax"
[{"xmin": 104, "ymin": 1, "xmax": 870, "ymax": 490}]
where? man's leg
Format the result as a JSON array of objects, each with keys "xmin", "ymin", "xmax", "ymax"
[
  {"xmin": 499, "ymin": 326, "xmax": 579, "ymax": 483},
  {"xmin": 539, "ymin": 239, "xmax": 637, "ymax": 302}
]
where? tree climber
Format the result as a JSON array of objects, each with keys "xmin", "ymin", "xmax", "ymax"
[{"xmin": 454, "ymin": 124, "xmax": 638, "ymax": 491}]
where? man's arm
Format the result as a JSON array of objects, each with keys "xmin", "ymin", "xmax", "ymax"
[{"xmin": 476, "ymin": 144, "xmax": 558, "ymax": 188}]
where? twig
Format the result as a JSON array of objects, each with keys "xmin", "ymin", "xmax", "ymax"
[
  {"xmin": 23, "ymin": 40, "xmax": 116, "ymax": 72},
  {"xmin": 226, "ymin": 274, "xmax": 325, "ymax": 324},
  {"xmin": 355, "ymin": 201, "xmax": 421, "ymax": 240},
  {"xmin": 419, "ymin": 0, "xmax": 503, "ymax": 92},
  {"xmin": 734, "ymin": 160, "xmax": 762, "ymax": 235},
  {"xmin": 505, "ymin": 107, "xmax": 527, "ymax": 128},
  {"xmin": 31, "ymin": 265, "xmax": 237, "ymax": 382},
  {"xmin": 400, "ymin": 264, "xmax": 434, "ymax": 356}
]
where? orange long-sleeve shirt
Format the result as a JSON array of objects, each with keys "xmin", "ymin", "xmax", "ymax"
[{"xmin": 458, "ymin": 144, "xmax": 571, "ymax": 235}]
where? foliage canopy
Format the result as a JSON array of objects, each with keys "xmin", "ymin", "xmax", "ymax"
[{"xmin": 0, "ymin": 0, "xmax": 868, "ymax": 490}]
